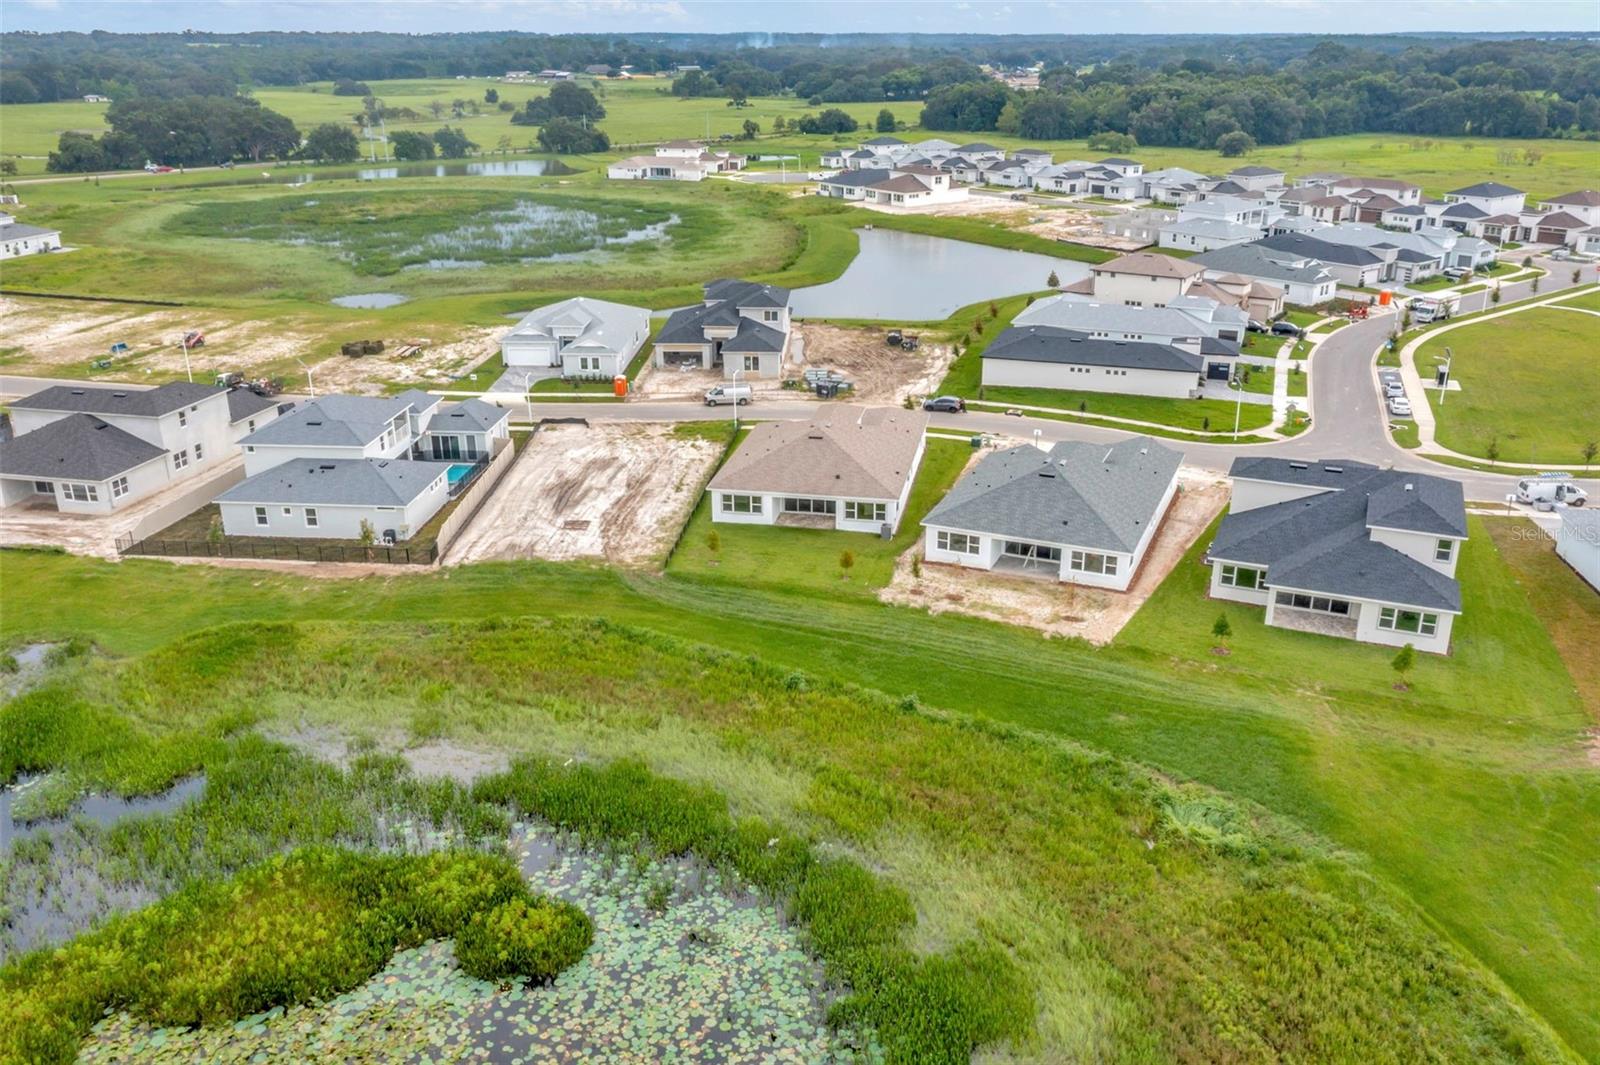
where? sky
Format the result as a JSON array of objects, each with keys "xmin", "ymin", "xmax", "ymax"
[{"xmin": 4, "ymin": 0, "xmax": 1597, "ymax": 36}]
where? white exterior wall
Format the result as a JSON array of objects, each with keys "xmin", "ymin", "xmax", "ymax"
[
  {"xmin": 0, "ymin": 230, "xmax": 62, "ymax": 259},
  {"xmin": 6, "ymin": 455, "xmax": 172, "ymax": 515},
  {"xmin": 1207, "ymin": 559, "xmax": 1273, "ymax": 605},
  {"xmin": 1089, "ymin": 271, "xmax": 1191, "ymax": 306},
  {"xmin": 1556, "ymin": 521, "xmax": 1600, "ymax": 591},
  {"xmin": 230, "ymin": 405, "xmax": 283, "ymax": 444},
  {"xmin": 504, "ymin": 337, "xmax": 559, "ymax": 368},
  {"xmin": 1158, "ymin": 227, "xmax": 1255, "ymax": 253},
  {"xmin": 982, "ymin": 358, "xmax": 1196, "ymax": 399},
  {"xmin": 710, "ymin": 490, "xmax": 902, "ymax": 532},
  {"xmin": 560, "ymin": 350, "xmax": 624, "ymax": 378},
  {"xmin": 923, "ymin": 525, "xmax": 1136, "ymax": 591},
  {"xmin": 723, "ymin": 350, "xmax": 784, "ymax": 380},
  {"xmin": 244, "ymin": 443, "xmax": 370, "ymax": 477},
  {"xmin": 220, "ymin": 478, "xmax": 448, "ymax": 541},
  {"xmin": 1449, "ymin": 192, "xmax": 1525, "ymax": 217},
  {"xmin": 1369, "ymin": 525, "xmax": 1461, "ymax": 579},
  {"xmin": 1228, "ymin": 478, "xmax": 1330, "ymax": 512},
  {"xmin": 1351, "ymin": 600, "xmax": 1455, "ymax": 654}
]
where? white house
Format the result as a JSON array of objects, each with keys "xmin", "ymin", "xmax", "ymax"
[
  {"xmin": 1014, "ymin": 296, "xmax": 1243, "ymax": 382},
  {"xmin": 1158, "ymin": 217, "xmax": 1263, "ymax": 253},
  {"xmin": 418, "ymin": 399, "xmax": 510, "ymax": 461},
  {"xmin": 606, "ymin": 155, "xmax": 710, "ymax": 182},
  {"xmin": 1225, "ymin": 165, "xmax": 1285, "ymax": 192},
  {"xmin": 238, "ymin": 391, "xmax": 440, "ymax": 476},
  {"xmin": 500, "ymin": 296, "xmax": 651, "ymax": 379},
  {"xmin": 226, "ymin": 390, "xmax": 285, "ymax": 444},
  {"xmin": 707, "ymin": 406, "xmax": 928, "ymax": 533},
  {"xmin": 216, "ymin": 458, "xmax": 451, "ymax": 541},
  {"xmin": 1536, "ymin": 190, "xmax": 1600, "ymax": 228},
  {"xmin": 922, "ymin": 436, "xmax": 1181, "ymax": 591},
  {"xmin": 1555, "ymin": 507, "xmax": 1600, "ymax": 592},
  {"xmin": 1208, "ymin": 457, "xmax": 1467, "ymax": 653},
  {"xmin": 653, "ymin": 278, "xmax": 791, "ymax": 379},
  {"xmin": 0, "ymin": 382, "xmax": 232, "ymax": 514},
  {"xmin": 1329, "ymin": 177, "xmax": 1422, "ymax": 207},
  {"xmin": 981, "ymin": 324, "xmax": 1204, "ymax": 399},
  {"xmin": 1190, "ymin": 243, "xmax": 1336, "ymax": 306},
  {"xmin": 1444, "ymin": 181, "xmax": 1526, "ymax": 218},
  {"xmin": 1100, "ymin": 207, "xmax": 1177, "ymax": 245},
  {"xmin": 1141, "ymin": 166, "xmax": 1210, "ymax": 202},
  {"xmin": 0, "ymin": 213, "xmax": 62, "ymax": 259},
  {"xmin": 1254, "ymin": 232, "xmax": 1388, "ymax": 289},
  {"xmin": 1086, "ymin": 252, "xmax": 1207, "ymax": 307}
]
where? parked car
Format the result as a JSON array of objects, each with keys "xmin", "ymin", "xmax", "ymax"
[
  {"xmin": 1444, "ymin": 267, "xmax": 1473, "ymax": 280},
  {"xmin": 704, "ymin": 384, "xmax": 752, "ymax": 406},
  {"xmin": 1550, "ymin": 249, "xmax": 1570, "ymax": 261},
  {"xmin": 1246, "ymin": 320, "xmax": 1268, "ymax": 333},
  {"xmin": 1270, "ymin": 321, "xmax": 1302, "ymax": 337},
  {"xmin": 1384, "ymin": 380, "xmax": 1405, "ymax": 397},
  {"xmin": 1515, "ymin": 476, "xmax": 1588, "ymax": 507},
  {"xmin": 1387, "ymin": 397, "xmax": 1412, "ymax": 417},
  {"xmin": 923, "ymin": 396, "xmax": 966, "ymax": 413}
]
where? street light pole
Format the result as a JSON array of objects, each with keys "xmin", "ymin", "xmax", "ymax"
[
  {"xmin": 731, "ymin": 367, "xmax": 744, "ymax": 432},
  {"xmin": 1437, "ymin": 345, "xmax": 1453, "ymax": 407},
  {"xmin": 1231, "ymin": 377, "xmax": 1243, "ymax": 436},
  {"xmin": 179, "ymin": 336, "xmax": 194, "ymax": 383},
  {"xmin": 521, "ymin": 372, "xmax": 536, "ymax": 426},
  {"xmin": 294, "ymin": 357, "xmax": 314, "ymax": 396}
]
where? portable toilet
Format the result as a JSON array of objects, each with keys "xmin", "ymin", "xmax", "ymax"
[
  {"xmin": 1378, "ymin": 289, "xmax": 1393, "ymax": 307},
  {"xmin": 612, "ymin": 375, "xmax": 628, "ymax": 397}
]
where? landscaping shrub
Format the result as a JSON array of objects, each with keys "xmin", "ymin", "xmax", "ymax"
[{"xmin": 455, "ymin": 896, "xmax": 594, "ymax": 982}]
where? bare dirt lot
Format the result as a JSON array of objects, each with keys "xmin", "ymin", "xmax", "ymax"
[
  {"xmin": 879, "ymin": 466, "xmax": 1228, "ymax": 643},
  {"xmin": 443, "ymin": 422, "xmax": 721, "ymax": 567},
  {"xmin": 854, "ymin": 194, "xmax": 1141, "ymax": 250},
  {"xmin": 0, "ymin": 297, "xmax": 497, "ymax": 396},
  {"xmin": 792, "ymin": 323, "xmax": 956, "ymax": 403}
]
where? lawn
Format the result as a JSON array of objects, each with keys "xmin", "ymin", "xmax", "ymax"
[
  {"xmin": 1554, "ymin": 289, "xmax": 1600, "ymax": 312},
  {"xmin": 1308, "ymin": 317, "xmax": 1348, "ymax": 334},
  {"xmin": 667, "ymin": 435, "xmax": 971, "ymax": 596},
  {"xmin": 975, "ymin": 385, "xmax": 1275, "ymax": 432},
  {"xmin": 1239, "ymin": 331, "xmax": 1287, "ymax": 358},
  {"xmin": 1482, "ymin": 516, "xmax": 1600, "ymax": 712},
  {"xmin": 1418, "ymin": 306, "xmax": 1600, "ymax": 465},
  {"xmin": 1236, "ymin": 361, "xmax": 1308, "ymax": 397}
]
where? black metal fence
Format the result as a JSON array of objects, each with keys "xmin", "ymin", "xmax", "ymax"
[{"xmin": 115, "ymin": 535, "xmax": 437, "ymax": 565}]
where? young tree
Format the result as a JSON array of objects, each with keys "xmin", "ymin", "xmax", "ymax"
[
  {"xmin": 741, "ymin": 118, "xmax": 759, "ymax": 140},
  {"xmin": 1574, "ymin": 268, "xmax": 1583, "ymax": 284},
  {"xmin": 389, "ymin": 130, "xmax": 436, "ymax": 161},
  {"xmin": 1216, "ymin": 130, "xmax": 1255, "ymax": 157},
  {"xmin": 1046, "ymin": 269, "xmax": 1060, "ymax": 288},
  {"xmin": 1391, "ymin": 643, "xmax": 1416, "ymax": 690},
  {"xmin": 1581, "ymin": 440, "xmax": 1598, "ymax": 469},
  {"xmin": 304, "ymin": 122, "xmax": 360, "ymax": 163},
  {"xmin": 839, "ymin": 549, "xmax": 855, "ymax": 580},
  {"xmin": 1531, "ymin": 274, "xmax": 1540, "ymax": 293},
  {"xmin": 771, "ymin": 115, "xmax": 786, "ymax": 133},
  {"xmin": 484, "ymin": 87, "xmax": 499, "ymax": 104},
  {"xmin": 1211, "ymin": 613, "xmax": 1232, "ymax": 653},
  {"xmin": 1490, "ymin": 284, "xmax": 1502, "ymax": 305},
  {"xmin": 1485, "ymin": 434, "xmax": 1502, "ymax": 467},
  {"xmin": 707, "ymin": 529, "xmax": 720, "ymax": 554},
  {"xmin": 428, "ymin": 100, "xmax": 445, "ymax": 119},
  {"xmin": 875, "ymin": 108, "xmax": 896, "ymax": 133}
]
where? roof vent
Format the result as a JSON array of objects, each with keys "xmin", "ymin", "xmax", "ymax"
[
  {"xmin": 112, "ymin": 392, "xmax": 127, "ymax": 398},
  {"xmin": 1325, "ymin": 465, "xmax": 1344, "ymax": 473},
  {"xmin": 319, "ymin": 464, "xmax": 334, "ymax": 471},
  {"xmin": 1288, "ymin": 461, "xmax": 1308, "ymax": 469},
  {"xmin": 307, "ymin": 420, "xmax": 322, "ymax": 426},
  {"xmin": 1404, "ymin": 483, "xmax": 1414, "ymax": 492},
  {"xmin": 70, "ymin": 390, "xmax": 85, "ymax": 395},
  {"xmin": 1039, "ymin": 470, "xmax": 1056, "ymax": 478}
]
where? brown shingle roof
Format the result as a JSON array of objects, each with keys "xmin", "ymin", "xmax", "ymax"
[
  {"xmin": 709, "ymin": 406, "xmax": 928, "ymax": 500},
  {"xmin": 1543, "ymin": 189, "xmax": 1600, "ymax": 207},
  {"xmin": 1093, "ymin": 251, "xmax": 1204, "ymax": 279}
]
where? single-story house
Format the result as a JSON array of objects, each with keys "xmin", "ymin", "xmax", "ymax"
[
  {"xmin": 981, "ymin": 325, "xmax": 1203, "ymax": 398},
  {"xmin": 1555, "ymin": 507, "xmax": 1600, "ymax": 592},
  {"xmin": 1190, "ymin": 244, "xmax": 1336, "ymax": 306},
  {"xmin": 1208, "ymin": 458, "xmax": 1467, "ymax": 653},
  {"xmin": 418, "ymin": 399, "xmax": 510, "ymax": 461},
  {"xmin": 0, "ymin": 213, "xmax": 62, "ymax": 259},
  {"xmin": 922, "ymin": 436, "xmax": 1182, "ymax": 592},
  {"xmin": 707, "ymin": 406, "xmax": 928, "ymax": 534},
  {"xmin": 1255, "ymin": 232, "xmax": 1388, "ymax": 289},
  {"xmin": 607, "ymin": 147, "xmax": 743, "ymax": 180},
  {"xmin": 1014, "ymin": 297, "xmax": 1242, "ymax": 380},
  {"xmin": 653, "ymin": 278, "xmax": 791, "ymax": 379},
  {"xmin": 0, "ymin": 381, "xmax": 233, "ymax": 513},
  {"xmin": 239, "ymin": 390, "xmax": 440, "ymax": 476},
  {"xmin": 500, "ymin": 296, "xmax": 651, "ymax": 379},
  {"xmin": 1140, "ymin": 166, "xmax": 1210, "ymax": 200},
  {"xmin": 1158, "ymin": 217, "xmax": 1263, "ymax": 253},
  {"xmin": 216, "ymin": 458, "xmax": 451, "ymax": 542}
]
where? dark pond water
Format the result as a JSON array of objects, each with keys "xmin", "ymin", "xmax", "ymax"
[
  {"xmin": 0, "ymin": 773, "xmax": 207, "ymax": 851},
  {"xmin": 789, "ymin": 228, "xmax": 1092, "ymax": 321}
]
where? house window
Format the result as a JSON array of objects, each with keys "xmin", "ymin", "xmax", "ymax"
[
  {"xmin": 34, "ymin": 480, "xmax": 52, "ymax": 494},
  {"xmin": 845, "ymin": 501, "xmax": 886, "ymax": 522},
  {"xmin": 762, "ymin": 310, "xmax": 779, "ymax": 322},
  {"xmin": 1220, "ymin": 564, "xmax": 1264, "ymax": 589},
  {"xmin": 111, "ymin": 476, "xmax": 130, "ymax": 499},
  {"xmin": 305, "ymin": 507, "xmax": 319, "ymax": 528},
  {"xmin": 173, "ymin": 449, "xmax": 189, "ymax": 470},
  {"xmin": 1434, "ymin": 539, "xmax": 1454, "ymax": 563},
  {"xmin": 721, "ymin": 493, "xmax": 762, "ymax": 514},
  {"xmin": 283, "ymin": 507, "xmax": 293, "ymax": 516},
  {"xmin": 63, "ymin": 483, "xmax": 99, "ymax": 503},
  {"xmin": 743, "ymin": 355, "xmax": 761, "ymax": 372},
  {"xmin": 577, "ymin": 356, "xmax": 600, "ymax": 372},
  {"xmin": 255, "ymin": 506, "xmax": 268, "ymax": 526},
  {"xmin": 1069, "ymin": 550, "xmax": 1119, "ymax": 576},
  {"xmin": 1274, "ymin": 591, "xmax": 1352, "ymax": 616},
  {"xmin": 1378, "ymin": 607, "xmax": 1438, "ymax": 637},
  {"xmin": 1003, "ymin": 541, "xmax": 1062, "ymax": 562},
  {"xmin": 246, "ymin": 445, "xmax": 255, "ymax": 453},
  {"xmin": 248, "ymin": 420, "xmax": 256, "ymax": 433},
  {"xmin": 934, "ymin": 530, "xmax": 976, "ymax": 555},
  {"xmin": 781, "ymin": 497, "xmax": 835, "ymax": 515},
  {"xmin": 194, "ymin": 443, "xmax": 204, "ymax": 461},
  {"xmin": 178, "ymin": 410, "xmax": 188, "ymax": 427}
]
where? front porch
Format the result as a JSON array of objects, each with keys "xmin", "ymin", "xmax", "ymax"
[
  {"xmin": 991, "ymin": 554, "xmax": 1062, "ymax": 582},
  {"xmin": 1268, "ymin": 604, "xmax": 1359, "ymax": 640}
]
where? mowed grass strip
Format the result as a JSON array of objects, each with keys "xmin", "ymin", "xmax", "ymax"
[
  {"xmin": 8, "ymin": 614, "xmax": 1580, "ymax": 1063},
  {"xmin": 1418, "ymin": 306, "xmax": 1600, "ymax": 464}
]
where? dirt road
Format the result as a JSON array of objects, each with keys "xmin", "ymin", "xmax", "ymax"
[
  {"xmin": 880, "ymin": 467, "xmax": 1228, "ymax": 643},
  {"xmin": 443, "ymin": 422, "xmax": 720, "ymax": 566}
]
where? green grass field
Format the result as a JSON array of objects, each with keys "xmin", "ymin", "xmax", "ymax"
[
  {"xmin": 976, "ymin": 385, "xmax": 1276, "ymax": 432},
  {"xmin": 1419, "ymin": 305, "xmax": 1600, "ymax": 464}
]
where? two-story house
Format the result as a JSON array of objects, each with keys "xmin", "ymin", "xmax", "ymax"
[{"xmin": 651, "ymin": 278, "xmax": 792, "ymax": 379}]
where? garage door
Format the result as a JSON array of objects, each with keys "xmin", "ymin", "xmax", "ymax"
[{"xmin": 1207, "ymin": 363, "xmax": 1231, "ymax": 381}]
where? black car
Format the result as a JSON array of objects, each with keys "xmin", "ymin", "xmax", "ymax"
[
  {"xmin": 1270, "ymin": 320, "xmax": 1302, "ymax": 337},
  {"xmin": 1245, "ymin": 319, "xmax": 1268, "ymax": 333},
  {"xmin": 923, "ymin": 396, "xmax": 966, "ymax": 413}
]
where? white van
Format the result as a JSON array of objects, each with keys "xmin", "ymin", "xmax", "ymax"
[
  {"xmin": 704, "ymin": 384, "xmax": 752, "ymax": 407},
  {"xmin": 1516, "ymin": 476, "xmax": 1588, "ymax": 507}
]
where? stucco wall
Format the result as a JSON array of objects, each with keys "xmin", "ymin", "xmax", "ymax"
[{"xmin": 982, "ymin": 358, "xmax": 1196, "ymax": 398}]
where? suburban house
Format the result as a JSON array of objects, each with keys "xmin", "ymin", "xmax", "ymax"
[
  {"xmin": 815, "ymin": 164, "xmax": 966, "ymax": 207},
  {"xmin": 652, "ymin": 278, "xmax": 792, "ymax": 379},
  {"xmin": 215, "ymin": 458, "xmax": 451, "ymax": 542},
  {"xmin": 0, "ymin": 382, "xmax": 233, "ymax": 514},
  {"xmin": 1535, "ymin": 189, "xmax": 1600, "ymax": 228},
  {"xmin": 1575, "ymin": 227, "xmax": 1600, "ymax": 257},
  {"xmin": 500, "ymin": 296, "xmax": 651, "ymax": 379},
  {"xmin": 1294, "ymin": 221, "xmax": 1496, "ymax": 280},
  {"xmin": 954, "ymin": 141, "xmax": 1005, "ymax": 161},
  {"xmin": 225, "ymin": 390, "xmax": 286, "ymax": 444},
  {"xmin": 981, "ymin": 325, "xmax": 1204, "ymax": 398},
  {"xmin": 1225, "ymin": 165, "xmax": 1286, "ymax": 192},
  {"xmin": 1140, "ymin": 166, "xmax": 1210, "ymax": 202},
  {"xmin": 1158, "ymin": 216, "xmax": 1263, "ymax": 252},
  {"xmin": 1190, "ymin": 243, "xmax": 1337, "ymax": 306},
  {"xmin": 1100, "ymin": 207, "xmax": 1177, "ymax": 245},
  {"xmin": 1054, "ymin": 248, "xmax": 1280, "ymax": 325},
  {"xmin": 418, "ymin": 399, "xmax": 510, "ymax": 461},
  {"xmin": 238, "ymin": 391, "xmax": 440, "ymax": 476},
  {"xmin": 1182, "ymin": 193, "xmax": 1275, "ymax": 228},
  {"xmin": 1555, "ymin": 508, "xmax": 1600, "ymax": 593},
  {"xmin": 1329, "ymin": 176, "xmax": 1422, "ymax": 206},
  {"xmin": 0, "ymin": 213, "xmax": 62, "ymax": 259},
  {"xmin": 706, "ymin": 406, "xmax": 928, "ymax": 533},
  {"xmin": 1086, "ymin": 252, "xmax": 1206, "ymax": 307},
  {"xmin": 922, "ymin": 436, "xmax": 1182, "ymax": 592},
  {"xmin": 1254, "ymin": 232, "xmax": 1388, "ymax": 289},
  {"xmin": 1444, "ymin": 181, "xmax": 1526, "ymax": 217},
  {"xmin": 1208, "ymin": 458, "xmax": 1467, "ymax": 654},
  {"xmin": 1014, "ymin": 297, "xmax": 1245, "ymax": 382},
  {"xmin": 607, "ymin": 143, "xmax": 744, "ymax": 182}
]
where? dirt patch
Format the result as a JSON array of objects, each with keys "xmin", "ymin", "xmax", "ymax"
[
  {"xmin": 631, "ymin": 362, "xmax": 789, "ymax": 399},
  {"xmin": 879, "ymin": 466, "xmax": 1228, "ymax": 643},
  {"xmin": 790, "ymin": 323, "xmax": 956, "ymax": 404},
  {"xmin": 443, "ymin": 422, "xmax": 720, "ymax": 566},
  {"xmin": 850, "ymin": 195, "xmax": 1144, "ymax": 250},
  {"xmin": 0, "ymin": 297, "xmax": 497, "ymax": 397}
]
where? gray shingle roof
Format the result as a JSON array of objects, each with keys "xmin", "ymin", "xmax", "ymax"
[
  {"xmin": 427, "ymin": 398, "xmax": 509, "ymax": 434},
  {"xmin": 658, "ymin": 279, "xmax": 790, "ymax": 346},
  {"xmin": 216, "ymin": 458, "xmax": 447, "ymax": 507},
  {"xmin": 1213, "ymin": 459, "xmax": 1466, "ymax": 612},
  {"xmin": 923, "ymin": 436, "xmax": 1181, "ymax": 554},
  {"xmin": 708, "ymin": 406, "xmax": 926, "ymax": 499},
  {"xmin": 1229, "ymin": 165, "xmax": 1284, "ymax": 177},
  {"xmin": 1191, "ymin": 244, "xmax": 1333, "ymax": 286},
  {"xmin": 226, "ymin": 390, "xmax": 279, "ymax": 423},
  {"xmin": 820, "ymin": 169, "xmax": 896, "ymax": 188},
  {"xmin": 719, "ymin": 317, "xmax": 788, "ymax": 354},
  {"xmin": 1257, "ymin": 232, "xmax": 1385, "ymax": 267},
  {"xmin": 0, "ymin": 413, "xmax": 167, "ymax": 481},
  {"xmin": 241, "ymin": 394, "xmax": 424, "ymax": 449},
  {"xmin": 0, "ymin": 221, "xmax": 60, "ymax": 241},
  {"xmin": 703, "ymin": 278, "xmax": 790, "ymax": 309},
  {"xmin": 12, "ymin": 381, "xmax": 224, "ymax": 419},
  {"xmin": 983, "ymin": 326, "xmax": 1203, "ymax": 374},
  {"xmin": 1450, "ymin": 181, "xmax": 1523, "ymax": 197}
]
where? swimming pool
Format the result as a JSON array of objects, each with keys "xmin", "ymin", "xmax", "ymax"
[{"xmin": 446, "ymin": 463, "xmax": 475, "ymax": 487}]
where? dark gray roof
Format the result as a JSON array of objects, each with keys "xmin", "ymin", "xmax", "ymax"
[
  {"xmin": 820, "ymin": 169, "xmax": 896, "ymax": 189},
  {"xmin": 1209, "ymin": 180, "xmax": 1249, "ymax": 194},
  {"xmin": 12, "ymin": 381, "xmax": 224, "ymax": 419},
  {"xmin": 1214, "ymin": 459, "xmax": 1466, "ymax": 612},
  {"xmin": 955, "ymin": 142, "xmax": 1000, "ymax": 152},
  {"xmin": 983, "ymin": 326, "xmax": 1203, "ymax": 374},
  {"xmin": 0, "ymin": 222, "xmax": 59, "ymax": 241},
  {"xmin": 0, "ymin": 413, "xmax": 166, "ymax": 481},
  {"xmin": 660, "ymin": 280, "xmax": 789, "ymax": 346},
  {"xmin": 862, "ymin": 136, "xmax": 906, "ymax": 146},
  {"xmin": 1099, "ymin": 157, "xmax": 1138, "ymax": 165},
  {"xmin": 1229, "ymin": 165, "xmax": 1284, "ymax": 177},
  {"xmin": 1450, "ymin": 181, "xmax": 1523, "ymax": 197},
  {"xmin": 226, "ymin": 389, "xmax": 278, "ymax": 423},
  {"xmin": 1257, "ymin": 232, "xmax": 1384, "ymax": 267},
  {"xmin": 703, "ymin": 278, "xmax": 789, "ymax": 309},
  {"xmin": 923, "ymin": 436, "xmax": 1182, "ymax": 554},
  {"xmin": 1387, "ymin": 205, "xmax": 1426, "ymax": 216},
  {"xmin": 427, "ymin": 398, "xmax": 509, "ymax": 434},
  {"xmin": 1191, "ymin": 244, "xmax": 1333, "ymax": 285},
  {"xmin": 216, "ymin": 458, "xmax": 447, "ymax": 507},
  {"xmin": 1440, "ymin": 202, "xmax": 1488, "ymax": 219},
  {"xmin": 719, "ymin": 317, "xmax": 788, "ymax": 353},
  {"xmin": 241, "ymin": 393, "xmax": 424, "ymax": 449}
]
